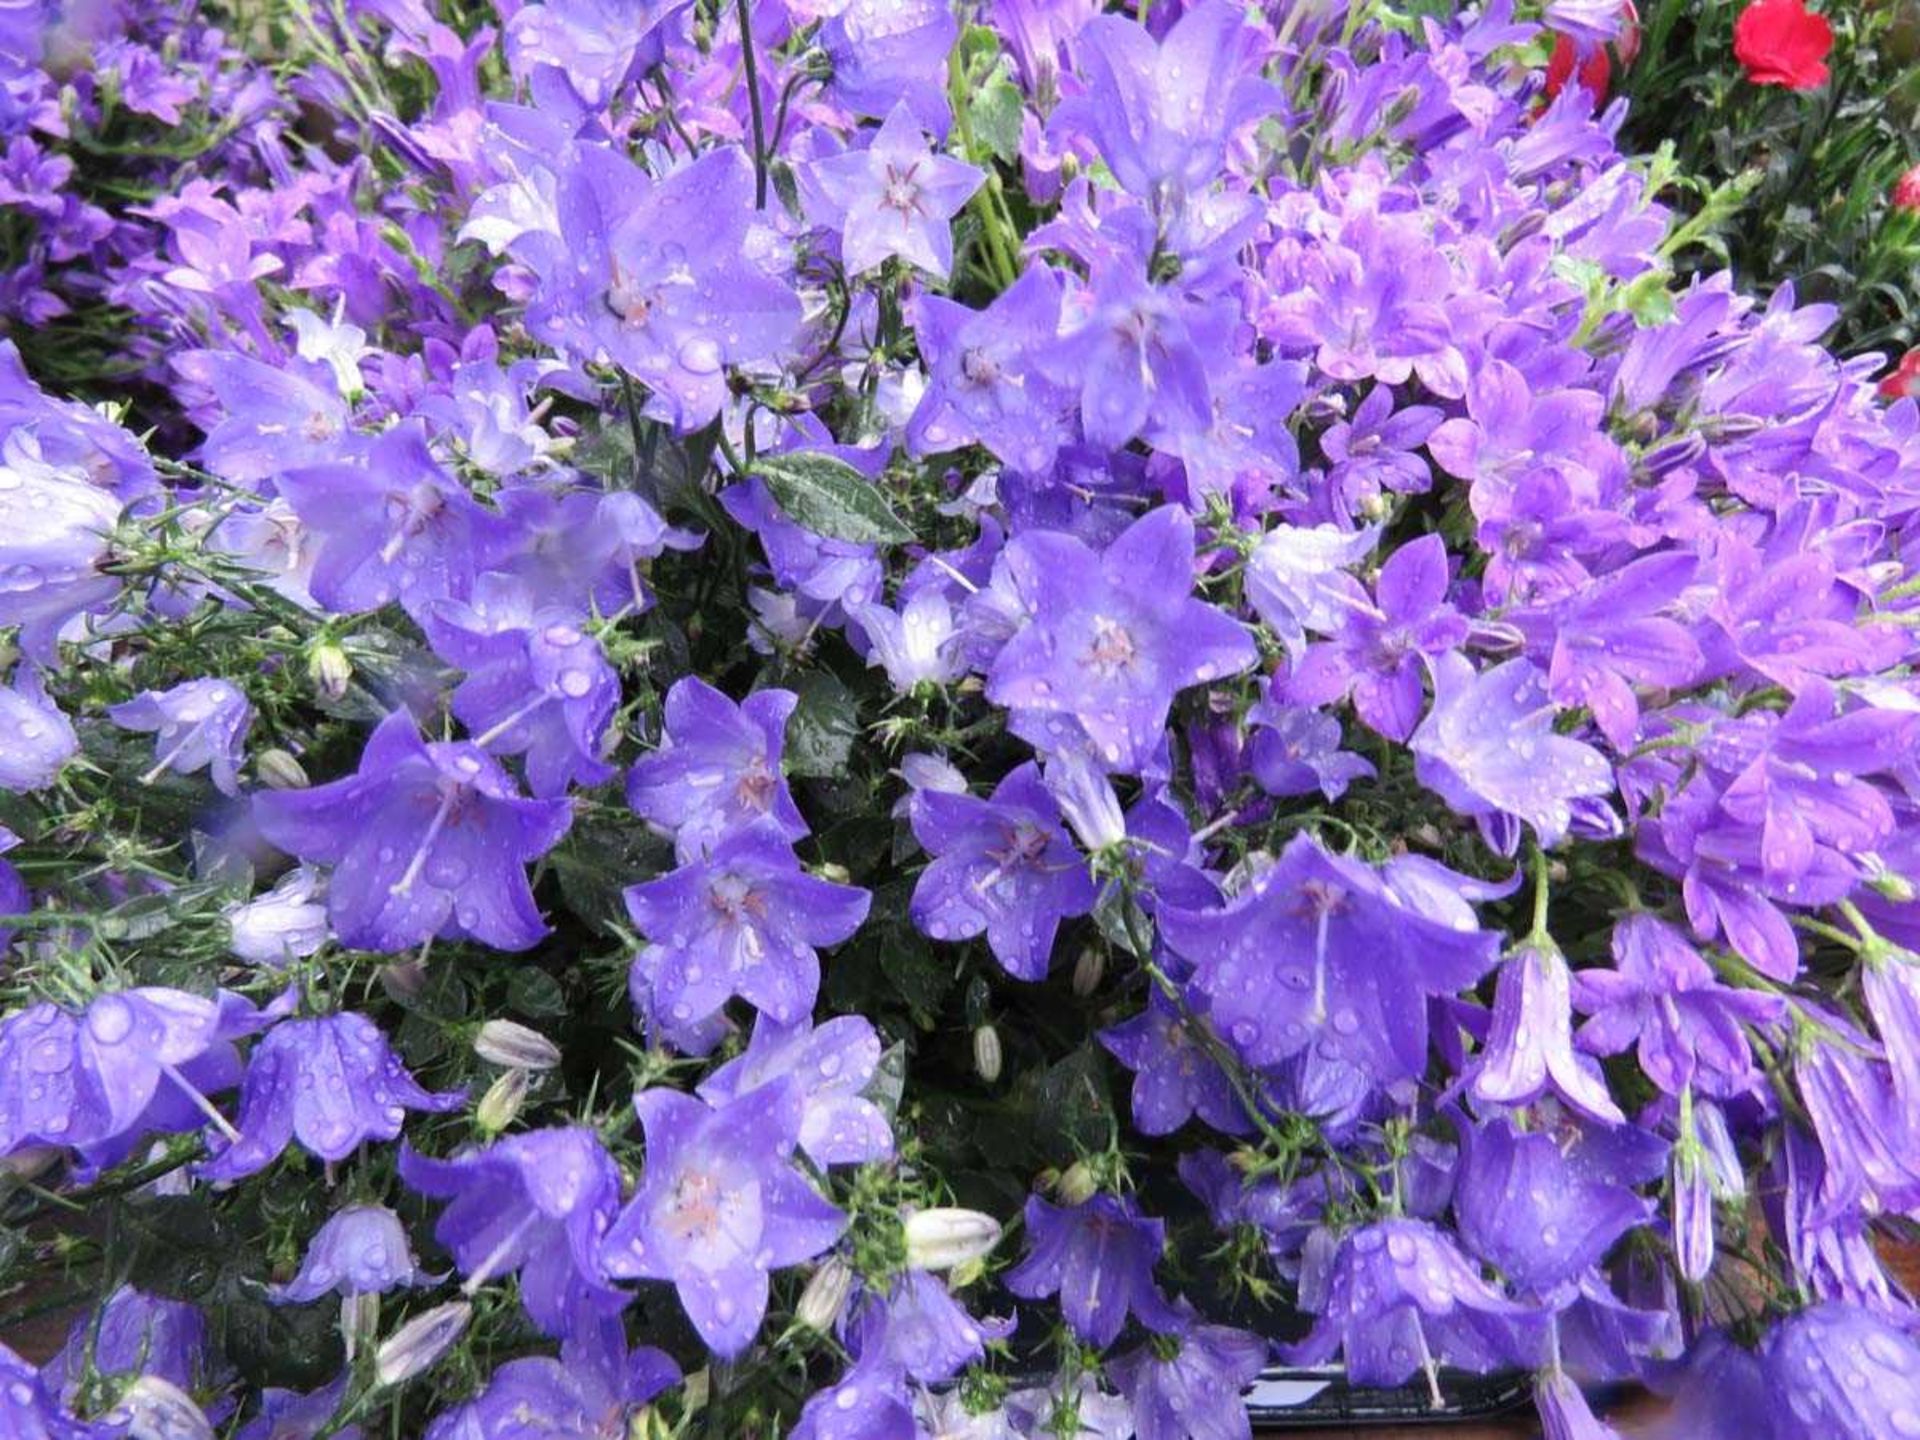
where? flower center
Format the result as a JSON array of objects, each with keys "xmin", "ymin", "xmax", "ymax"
[
  {"xmin": 1084, "ymin": 616, "xmax": 1138, "ymax": 677},
  {"xmin": 881, "ymin": 161, "xmax": 923, "ymax": 218},
  {"xmin": 662, "ymin": 1168, "xmax": 725, "ymax": 1244}
]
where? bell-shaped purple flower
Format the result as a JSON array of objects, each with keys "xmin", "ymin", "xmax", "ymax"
[
  {"xmin": 1246, "ymin": 698, "xmax": 1375, "ymax": 803},
  {"xmin": 1473, "ymin": 938, "xmax": 1624, "ymax": 1125},
  {"xmin": 625, "ymin": 677, "xmax": 807, "ymax": 862},
  {"xmin": 1281, "ymin": 1220, "xmax": 1548, "ymax": 1387},
  {"xmin": 422, "ymin": 575, "xmax": 619, "ymax": 798},
  {"xmin": 0, "ymin": 431, "xmax": 126, "ymax": 664},
  {"xmin": 986, "ymin": 506, "xmax": 1257, "ymax": 773},
  {"xmin": 278, "ymin": 423, "xmax": 507, "ymax": 618},
  {"xmin": 1761, "ymin": 1302, "xmax": 1920, "ymax": 1436},
  {"xmin": 1107, "ymin": 1306, "xmax": 1267, "ymax": 1440},
  {"xmin": 45, "ymin": 1286, "xmax": 227, "ymax": 1409},
  {"xmin": 234, "ymin": 1377, "xmax": 359, "ymax": 1440},
  {"xmin": 107, "ymin": 678, "xmax": 252, "ymax": 796},
  {"xmin": 696, "ymin": 1013, "xmax": 892, "ymax": 1168},
  {"xmin": 1005, "ymin": 1193, "xmax": 1180, "ymax": 1349},
  {"xmin": 253, "ymin": 710, "xmax": 574, "ymax": 953},
  {"xmin": 270, "ymin": 1204, "xmax": 436, "ymax": 1303},
  {"xmin": 0, "ymin": 1342, "xmax": 103, "ymax": 1440},
  {"xmin": 1100, "ymin": 990, "xmax": 1251, "ymax": 1137},
  {"xmin": 0, "ymin": 682, "xmax": 77, "ymax": 792},
  {"xmin": 1453, "ymin": 1115, "xmax": 1650, "ymax": 1294},
  {"xmin": 1159, "ymin": 832, "xmax": 1500, "ymax": 1082},
  {"xmin": 201, "ymin": 1011, "xmax": 464, "ymax": 1180},
  {"xmin": 624, "ymin": 828, "xmax": 869, "ymax": 1035},
  {"xmin": 1411, "ymin": 655, "xmax": 1614, "ymax": 848},
  {"xmin": 400, "ymin": 1127, "xmax": 629, "ymax": 1339},
  {"xmin": 908, "ymin": 760, "xmax": 1096, "ymax": 981},
  {"xmin": 1794, "ymin": 1008, "xmax": 1920, "ymax": 1220},
  {"xmin": 601, "ymin": 1083, "xmax": 846, "ymax": 1357},
  {"xmin": 844, "ymin": 1270, "xmax": 1011, "ymax": 1385},
  {"xmin": 791, "ymin": 1353, "xmax": 916, "ymax": 1440},
  {"xmin": 423, "ymin": 1316, "xmax": 678, "ymax": 1440}
]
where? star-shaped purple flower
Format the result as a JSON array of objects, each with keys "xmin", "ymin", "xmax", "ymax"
[
  {"xmin": 602, "ymin": 1083, "xmax": 846, "ymax": 1357},
  {"xmin": 424, "ymin": 1318, "xmax": 679, "ymax": 1440},
  {"xmin": 108, "ymin": 677, "xmax": 252, "ymax": 796},
  {"xmin": 908, "ymin": 760, "xmax": 1096, "ymax": 981},
  {"xmin": 400, "ymin": 1127, "xmax": 630, "ymax": 1339},
  {"xmin": 253, "ymin": 710, "xmax": 574, "ymax": 953},
  {"xmin": 1107, "ymin": 1306, "xmax": 1267, "ymax": 1440},
  {"xmin": 987, "ymin": 506, "xmax": 1257, "ymax": 773},
  {"xmin": 806, "ymin": 102, "xmax": 983, "ymax": 279},
  {"xmin": 1100, "ymin": 990, "xmax": 1251, "ymax": 1138},
  {"xmin": 200, "ymin": 1012, "xmax": 464, "ymax": 1180},
  {"xmin": 624, "ymin": 828, "xmax": 870, "ymax": 1034},
  {"xmin": 1004, "ymin": 1192, "xmax": 1180, "ymax": 1349},
  {"xmin": 625, "ymin": 678, "xmax": 807, "ymax": 863},
  {"xmin": 1158, "ymin": 833, "xmax": 1501, "ymax": 1082}
]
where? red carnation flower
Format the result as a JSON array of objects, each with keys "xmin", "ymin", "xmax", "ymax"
[
  {"xmin": 1881, "ymin": 349, "xmax": 1920, "ymax": 402},
  {"xmin": 1895, "ymin": 163, "xmax": 1920, "ymax": 215},
  {"xmin": 1733, "ymin": 0, "xmax": 1834, "ymax": 90}
]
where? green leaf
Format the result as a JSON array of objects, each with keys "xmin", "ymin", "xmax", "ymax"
[
  {"xmin": 751, "ymin": 452, "xmax": 914, "ymax": 545},
  {"xmin": 785, "ymin": 670, "xmax": 862, "ymax": 778},
  {"xmin": 973, "ymin": 70, "xmax": 1024, "ymax": 165}
]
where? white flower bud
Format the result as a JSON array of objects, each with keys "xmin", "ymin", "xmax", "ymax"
[
  {"xmin": 474, "ymin": 1020, "xmax": 561, "ymax": 1071},
  {"xmin": 380, "ymin": 958, "xmax": 429, "ymax": 1003},
  {"xmin": 1071, "ymin": 947, "xmax": 1105, "ymax": 998},
  {"xmin": 795, "ymin": 1255, "xmax": 853, "ymax": 1331},
  {"xmin": 374, "ymin": 1300, "xmax": 471, "ymax": 1387},
  {"xmin": 972, "ymin": 1023, "xmax": 1002, "ymax": 1084},
  {"xmin": 1056, "ymin": 1161, "xmax": 1098, "ymax": 1206},
  {"xmin": 308, "ymin": 641, "xmax": 353, "ymax": 700},
  {"xmin": 1043, "ymin": 752, "xmax": 1127, "ymax": 853},
  {"xmin": 904, "ymin": 1207, "xmax": 1003, "ymax": 1271},
  {"xmin": 255, "ymin": 748, "xmax": 310, "ymax": 790},
  {"xmin": 476, "ymin": 1068, "xmax": 532, "ymax": 1135}
]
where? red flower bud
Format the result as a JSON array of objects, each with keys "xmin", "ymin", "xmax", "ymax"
[
  {"xmin": 1895, "ymin": 163, "xmax": 1920, "ymax": 215},
  {"xmin": 1880, "ymin": 349, "xmax": 1920, "ymax": 402},
  {"xmin": 1733, "ymin": 0, "xmax": 1834, "ymax": 91}
]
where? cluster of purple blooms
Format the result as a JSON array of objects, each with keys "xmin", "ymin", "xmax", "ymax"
[{"xmin": 8, "ymin": 0, "xmax": 1920, "ymax": 1435}]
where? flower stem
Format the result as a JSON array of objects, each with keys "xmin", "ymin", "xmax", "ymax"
[{"xmin": 735, "ymin": 0, "xmax": 769, "ymax": 209}]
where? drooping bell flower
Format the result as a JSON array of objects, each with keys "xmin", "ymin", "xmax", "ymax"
[
  {"xmin": 108, "ymin": 678, "xmax": 252, "ymax": 796},
  {"xmin": 1107, "ymin": 1305, "xmax": 1267, "ymax": 1440},
  {"xmin": 1004, "ymin": 1193, "xmax": 1181, "ymax": 1349},
  {"xmin": 1760, "ymin": 1302, "xmax": 1920, "ymax": 1434},
  {"xmin": 270, "ymin": 1204, "xmax": 437, "ymax": 1303},
  {"xmin": 422, "ymin": 1316, "xmax": 678, "ymax": 1440},
  {"xmin": 1473, "ymin": 938, "xmax": 1625, "ymax": 1125}
]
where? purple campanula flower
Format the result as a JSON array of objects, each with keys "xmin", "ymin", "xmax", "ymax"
[
  {"xmin": 1244, "ymin": 522, "xmax": 1380, "ymax": 661},
  {"xmin": 791, "ymin": 1353, "xmax": 915, "ymax": 1440},
  {"xmin": 805, "ymin": 103, "xmax": 983, "ymax": 280},
  {"xmin": 252, "ymin": 711, "xmax": 573, "ymax": 953},
  {"xmin": 1005, "ymin": 1192, "xmax": 1180, "ymax": 1348},
  {"xmin": 423, "ymin": 1316, "xmax": 678, "ymax": 1440},
  {"xmin": 1100, "ymin": 989, "xmax": 1251, "ymax": 1137},
  {"xmin": 0, "ymin": 1342, "xmax": 107, "ymax": 1440},
  {"xmin": 1049, "ymin": 1, "xmax": 1275, "ymax": 211},
  {"xmin": 1794, "ymin": 1008, "xmax": 1920, "ymax": 1220},
  {"xmin": 514, "ymin": 146, "xmax": 799, "ymax": 432},
  {"xmin": 696, "ymin": 1013, "xmax": 892, "ymax": 1168},
  {"xmin": 1107, "ymin": 1306, "xmax": 1267, "ymax": 1440},
  {"xmin": 200, "ymin": 1012, "xmax": 463, "ymax": 1180},
  {"xmin": 1761, "ymin": 1302, "xmax": 1920, "ymax": 1436},
  {"xmin": 1158, "ymin": 832, "xmax": 1500, "ymax": 1082},
  {"xmin": 625, "ymin": 678, "xmax": 807, "ymax": 862},
  {"xmin": 422, "ymin": 575, "xmax": 618, "ymax": 798},
  {"xmin": 0, "ymin": 681, "xmax": 77, "ymax": 791},
  {"xmin": 1473, "ymin": 938, "xmax": 1624, "ymax": 1125},
  {"xmin": 987, "ymin": 506, "xmax": 1256, "ymax": 773},
  {"xmin": 1570, "ymin": 914, "xmax": 1783, "ymax": 1098},
  {"xmin": 400, "ymin": 1127, "xmax": 629, "ymax": 1339},
  {"xmin": 1281, "ymin": 1220, "xmax": 1547, "ymax": 1387},
  {"xmin": 1534, "ymin": 1370, "xmax": 1624, "ymax": 1440},
  {"xmin": 851, "ymin": 590, "xmax": 964, "ymax": 691},
  {"xmin": 908, "ymin": 760, "xmax": 1096, "ymax": 981},
  {"xmin": 601, "ymin": 1083, "xmax": 845, "ymax": 1357},
  {"xmin": 503, "ymin": 0, "xmax": 691, "ymax": 108},
  {"xmin": 277, "ymin": 423, "xmax": 506, "ymax": 618},
  {"xmin": 1452, "ymin": 1115, "xmax": 1649, "ymax": 1294},
  {"xmin": 1427, "ymin": 359, "xmax": 1607, "ymax": 496},
  {"xmin": 624, "ymin": 828, "xmax": 869, "ymax": 1034},
  {"xmin": 1768, "ymin": 1124, "xmax": 1909, "ymax": 1318},
  {"xmin": 0, "ymin": 987, "xmax": 242, "ymax": 1158},
  {"xmin": 1245, "ymin": 697, "xmax": 1375, "ymax": 802},
  {"xmin": 1288, "ymin": 534, "xmax": 1467, "ymax": 742},
  {"xmin": 1862, "ymin": 952, "xmax": 1920, "ymax": 1129},
  {"xmin": 907, "ymin": 265, "xmax": 1075, "ymax": 476},
  {"xmin": 844, "ymin": 1270, "xmax": 1010, "ymax": 1384},
  {"xmin": 108, "ymin": 678, "xmax": 251, "ymax": 796},
  {"xmin": 1527, "ymin": 553, "xmax": 1702, "ymax": 751},
  {"xmin": 270, "ymin": 1204, "xmax": 435, "ymax": 1303},
  {"xmin": 1640, "ymin": 1330, "xmax": 1773, "ymax": 1440},
  {"xmin": 819, "ymin": 0, "xmax": 956, "ymax": 134},
  {"xmin": 0, "ymin": 431, "xmax": 126, "ymax": 664},
  {"xmin": 1320, "ymin": 384, "xmax": 1442, "ymax": 506},
  {"xmin": 1411, "ymin": 655, "xmax": 1614, "ymax": 849},
  {"xmin": 46, "ymin": 1285, "xmax": 227, "ymax": 1409},
  {"xmin": 234, "ymin": 1377, "xmax": 360, "ymax": 1440},
  {"xmin": 186, "ymin": 349, "xmax": 353, "ymax": 485}
]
